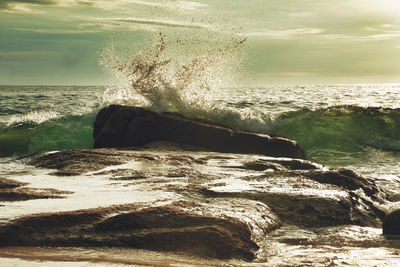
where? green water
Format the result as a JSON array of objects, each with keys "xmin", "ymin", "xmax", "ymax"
[
  {"xmin": 0, "ymin": 112, "xmax": 96, "ymax": 157},
  {"xmin": 271, "ymin": 106, "xmax": 400, "ymax": 159},
  {"xmin": 2, "ymin": 104, "xmax": 400, "ymax": 163}
]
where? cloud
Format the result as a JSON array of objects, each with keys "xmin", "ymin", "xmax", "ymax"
[
  {"xmin": 12, "ymin": 26, "xmax": 105, "ymax": 34},
  {"xmin": 382, "ymin": 24, "xmax": 395, "ymax": 28},
  {"xmin": 321, "ymin": 30, "xmax": 400, "ymax": 41},
  {"xmin": 120, "ymin": 0, "xmax": 207, "ymax": 11},
  {"xmin": 0, "ymin": 0, "xmax": 98, "ymax": 11},
  {"xmin": 1, "ymin": 0, "xmax": 207, "ymax": 12},
  {"xmin": 365, "ymin": 31, "xmax": 400, "ymax": 40},
  {"xmin": 287, "ymin": 12, "xmax": 314, "ymax": 18},
  {"xmin": 246, "ymin": 28, "xmax": 324, "ymax": 39},
  {"xmin": 98, "ymin": 17, "xmax": 211, "ymax": 30},
  {"xmin": 0, "ymin": 0, "xmax": 55, "ymax": 10}
]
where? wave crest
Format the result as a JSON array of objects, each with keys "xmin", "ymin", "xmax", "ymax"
[
  {"xmin": 270, "ymin": 105, "xmax": 400, "ymax": 158},
  {"xmin": 5, "ymin": 109, "xmax": 60, "ymax": 127},
  {"xmin": 0, "ymin": 113, "xmax": 96, "ymax": 157}
]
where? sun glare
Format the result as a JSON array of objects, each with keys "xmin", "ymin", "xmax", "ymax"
[
  {"xmin": 383, "ymin": 0, "xmax": 400, "ymax": 10},
  {"xmin": 362, "ymin": 0, "xmax": 400, "ymax": 14}
]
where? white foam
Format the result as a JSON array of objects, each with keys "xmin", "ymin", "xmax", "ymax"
[{"xmin": 6, "ymin": 110, "xmax": 60, "ymax": 126}]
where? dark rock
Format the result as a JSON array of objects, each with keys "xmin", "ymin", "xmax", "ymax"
[
  {"xmin": 0, "ymin": 177, "xmax": 70, "ymax": 201},
  {"xmin": 241, "ymin": 158, "xmax": 320, "ymax": 172},
  {"xmin": 30, "ymin": 149, "xmax": 132, "ymax": 176},
  {"xmin": 306, "ymin": 168, "xmax": 383, "ymax": 201},
  {"xmin": 93, "ymin": 105, "xmax": 304, "ymax": 158},
  {"xmin": 383, "ymin": 210, "xmax": 400, "ymax": 235},
  {"xmin": 0, "ymin": 188, "xmax": 67, "ymax": 201},
  {"xmin": 0, "ymin": 177, "xmax": 27, "ymax": 189}
]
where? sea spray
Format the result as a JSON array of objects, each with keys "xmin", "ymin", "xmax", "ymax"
[
  {"xmin": 99, "ymin": 32, "xmax": 232, "ymax": 110},
  {"xmin": 6, "ymin": 109, "xmax": 60, "ymax": 127},
  {"xmin": 99, "ymin": 32, "xmax": 273, "ymax": 132}
]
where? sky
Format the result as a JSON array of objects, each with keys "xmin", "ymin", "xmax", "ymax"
[{"xmin": 0, "ymin": 0, "xmax": 399, "ymax": 85}]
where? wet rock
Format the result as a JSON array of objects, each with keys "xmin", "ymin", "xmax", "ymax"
[
  {"xmin": 241, "ymin": 158, "xmax": 321, "ymax": 172},
  {"xmin": 30, "ymin": 149, "xmax": 132, "ymax": 176},
  {"xmin": 0, "ymin": 177, "xmax": 70, "ymax": 201},
  {"xmin": 93, "ymin": 105, "xmax": 304, "ymax": 158},
  {"xmin": 306, "ymin": 168, "xmax": 383, "ymax": 201},
  {"xmin": 0, "ymin": 188, "xmax": 67, "ymax": 201},
  {"xmin": 0, "ymin": 200, "xmax": 278, "ymax": 261},
  {"xmin": 203, "ymin": 174, "xmax": 381, "ymax": 228},
  {"xmin": 0, "ymin": 177, "xmax": 27, "ymax": 189},
  {"xmin": 383, "ymin": 210, "xmax": 400, "ymax": 235},
  {"xmin": 3, "ymin": 147, "xmax": 387, "ymax": 260}
]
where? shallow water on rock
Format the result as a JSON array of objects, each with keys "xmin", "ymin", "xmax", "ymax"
[{"xmin": 0, "ymin": 145, "xmax": 399, "ymax": 266}]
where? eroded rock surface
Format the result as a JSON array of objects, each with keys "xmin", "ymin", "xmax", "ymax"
[
  {"xmin": 0, "ymin": 199, "xmax": 277, "ymax": 260},
  {"xmin": 0, "ymin": 146, "xmax": 389, "ymax": 260}
]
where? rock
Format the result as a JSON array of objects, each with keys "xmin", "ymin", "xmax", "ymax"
[
  {"xmin": 93, "ymin": 105, "xmax": 304, "ymax": 158},
  {"xmin": 28, "ymin": 148, "xmax": 384, "ymax": 228},
  {"xmin": 0, "ymin": 177, "xmax": 70, "ymax": 201},
  {"xmin": 0, "ymin": 189, "xmax": 67, "ymax": 201},
  {"xmin": 306, "ymin": 169, "xmax": 383, "ymax": 201},
  {"xmin": 202, "ymin": 172, "xmax": 382, "ymax": 227},
  {"xmin": 0, "ymin": 200, "xmax": 278, "ymax": 261},
  {"xmin": 383, "ymin": 210, "xmax": 400, "ymax": 235},
  {"xmin": 0, "ymin": 147, "xmax": 382, "ymax": 260},
  {"xmin": 30, "ymin": 149, "xmax": 133, "ymax": 176},
  {"xmin": 241, "ymin": 158, "xmax": 321, "ymax": 172},
  {"xmin": 0, "ymin": 177, "xmax": 27, "ymax": 189}
]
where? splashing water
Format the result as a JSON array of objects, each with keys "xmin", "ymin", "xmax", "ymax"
[
  {"xmin": 6, "ymin": 109, "xmax": 60, "ymax": 127},
  {"xmin": 99, "ymin": 32, "xmax": 270, "ymax": 131},
  {"xmin": 100, "ymin": 32, "xmax": 230, "ymax": 109}
]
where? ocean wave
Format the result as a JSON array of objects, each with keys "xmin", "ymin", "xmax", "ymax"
[
  {"xmin": 0, "ymin": 112, "xmax": 96, "ymax": 157},
  {"xmin": 1, "ymin": 104, "xmax": 399, "ymax": 160},
  {"xmin": 6, "ymin": 110, "xmax": 60, "ymax": 127},
  {"xmin": 269, "ymin": 105, "xmax": 400, "ymax": 157}
]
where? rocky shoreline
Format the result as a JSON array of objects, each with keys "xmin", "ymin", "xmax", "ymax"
[{"xmin": 0, "ymin": 106, "xmax": 398, "ymax": 264}]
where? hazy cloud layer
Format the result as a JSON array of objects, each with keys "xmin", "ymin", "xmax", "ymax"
[
  {"xmin": 246, "ymin": 28, "xmax": 324, "ymax": 39},
  {"xmin": 99, "ymin": 17, "xmax": 211, "ymax": 30},
  {"xmin": 1, "ymin": 0, "xmax": 399, "ymax": 84},
  {"xmin": 0, "ymin": 0, "xmax": 207, "ymax": 11},
  {"xmin": 0, "ymin": 0, "xmax": 55, "ymax": 9}
]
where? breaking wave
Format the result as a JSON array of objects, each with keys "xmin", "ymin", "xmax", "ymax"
[
  {"xmin": 1, "ymin": 104, "xmax": 399, "ymax": 160},
  {"xmin": 0, "ymin": 112, "xmax": 96, "ymax": 157},
  {"xmin": 269, "ymin": 105, "xmax": 400, "ymax": 158}
]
